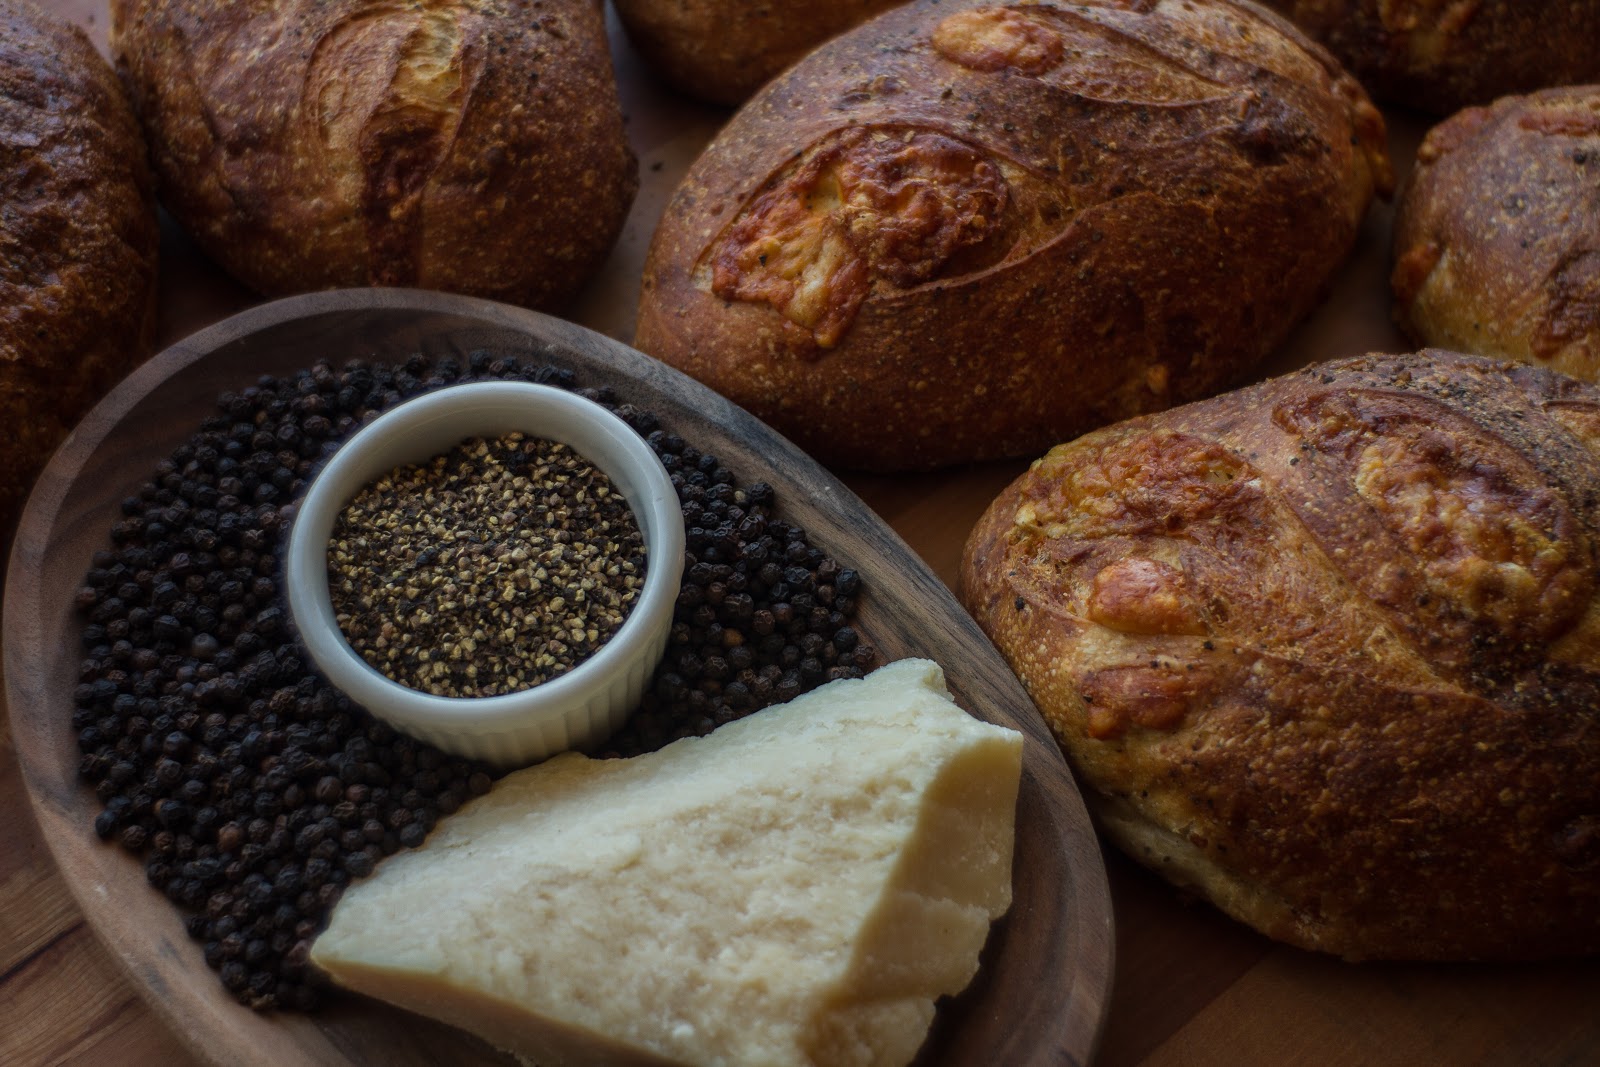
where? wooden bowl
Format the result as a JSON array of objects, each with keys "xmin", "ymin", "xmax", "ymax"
[{"xmin": 3, "ymin": 289, "xmax": 1114, "ymax": 1066}]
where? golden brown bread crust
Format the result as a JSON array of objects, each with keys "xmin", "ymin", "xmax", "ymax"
[
  {"xmin": 0, "ymin": 0, "xmax": 160, "ymax": 543},
  {"xmin": 1257, "ymin": 0, "xmax": 1600, "ymax": 113},
  {"xmin": 110, "ymin": 0, "xmax": 635, "ymax": 310},
  {"xmin": 1392, "ymin": 87, "xmax": 1600, "ymax": 383},
  {"xmin": 635, "ymin": 0, "xmax": 1392, "ymax": 472},
  {"xmin": 613, "ymin": 0, "xmax": 903, "ymax": 105},
  {"xmin": 960, "ymin": 350, "xmax": 1600, "ymax": 961}
]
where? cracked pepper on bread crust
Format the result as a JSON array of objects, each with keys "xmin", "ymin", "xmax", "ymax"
[
  {"xmin": 960, "ymin": 351, "xmax": 1600, "ymax": 960},
  {"xmin": 635, "ymin": 0, "xmax": 1392, "ymax": 472},
  {"xmin": 109, "ymin": 0, "xmax": 636, "ymax": 310},
  {"xmin": 0, "ymin": 0, "xmax": 159, "ymax": 544},
  {"xmin": 1393, "ymin": 86, "xmax": 1600, "ymax": 384},
  {"xmin": 1256, "ymin": 0, "xmax": 1600, "ymax": 114}
]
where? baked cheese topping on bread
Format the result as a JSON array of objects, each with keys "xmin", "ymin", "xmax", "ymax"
[{"xmin": 311, "ymin": 658, "xmax": 1023, "ymax": 1067}]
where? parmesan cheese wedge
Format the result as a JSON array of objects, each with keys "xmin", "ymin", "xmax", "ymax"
[{"xmin": 311, "ymin": 658, "xmax": 1023, "ymax": 1067}]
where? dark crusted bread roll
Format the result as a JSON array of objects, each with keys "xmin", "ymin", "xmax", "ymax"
[
  {"xmin": 636, "ymin": 0, "xmax": 1391, "ymax": 472},
  {"xmin": 1, "ymin": 0, "xmax": 159, "ymax": 543},
  {"xmin": 1393, "ymin": 87, "xmax": 1600, "ymax": 383},
  {"xmin": 110, "ymin": 0, "xmax": 635, "ymax": 310},
  {"xmin": 961, "ymin": 351, "xmax": 1600, "ymax": 961},
  {"xmin": 1256, "ymin": 0, "xmax": 1600, "ymax": 114},
  {"xmin": 613, "ymin": 0, "xmax": 903, "ymax": 105}
]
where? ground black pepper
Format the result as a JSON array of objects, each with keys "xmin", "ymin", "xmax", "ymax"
[
  {"xmin": 329, "ymin": 433, "xmax": 645, "ymax": 698},
  {"xmin": 71, "ymin": 350, "xmax": 874, "ymax": 1013}
]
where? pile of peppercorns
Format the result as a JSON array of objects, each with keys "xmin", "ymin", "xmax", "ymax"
[
  {"xmin": 71, "ymin": 350, "xmax": 873, "ymax": 1012},
  {"xmin": 603, "ymin": 432, "xmax": 874, "ymax": 756}
]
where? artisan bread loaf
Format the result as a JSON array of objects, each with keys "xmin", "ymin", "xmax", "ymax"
[
  {"xmin": 1257, "ymin": 0, "xmax": 1600, "ymax": 113},
  {"xmin": 0, "ymin": 0, "xmax": 159, "ymax": 543},
  {"xmin": 1393, "ymin": 87, "xmax": 1600, "ymax": 383},
  {"xmin": 960, "ymin": 351, "xmax": 1600, "ymax": 961},
  {"xmin": 109, "ymin": 0, "xmax": 635, "ymax": 309},
  {"xmin": 613, "ymin": 0, "xmax": 903, "ymax": 105},
  {"xmin": 313, "ymin": 659, "xmax": 1023, "ymax": 1067},
  {"xmin": 635, "ymin": 0, "xmax": 1392, "ymax": 472}
]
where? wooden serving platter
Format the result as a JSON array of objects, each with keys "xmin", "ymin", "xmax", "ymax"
[{"xmin": 3, "ymin": 289, "xmax": 1114, "ymax": 1067}]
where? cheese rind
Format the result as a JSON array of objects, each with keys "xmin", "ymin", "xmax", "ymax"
[{"xmin": 311, "ymin": 658, "xmax": 1023, "ymax": 1067}]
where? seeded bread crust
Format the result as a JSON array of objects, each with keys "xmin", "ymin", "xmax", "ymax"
[
  {"xmin": 634, "ymin": 0, "xmax": 1391, "ymax": 472},
  {"xmin": 960, "ymin": 350, "xmax": 1600, "ymax": 961},
  {"xmin": 0, "ymin": 0, "xmax": 159, "ymax": 543},
  {"xmin": 1392, "ymin": 87, "xmax": 1600, "ymax": 384},
  {"xmin": 612, "ymin": 0, "xmax": 903, "ymax": 105},
  {"xmin": 109, "ymin": 0, "xmax": 636, "ymax": 309},
  {"xmin": 1257, "ymin": 0, "xmax": 1600, "ymax": 114}
]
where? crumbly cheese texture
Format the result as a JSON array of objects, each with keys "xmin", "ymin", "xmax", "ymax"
[{"xmin": 311, "ymin": 658, "xmax": 1023, "ymax": 1067}]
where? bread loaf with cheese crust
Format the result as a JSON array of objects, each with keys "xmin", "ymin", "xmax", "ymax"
[
  {"xmin": 1257, "ymin": 0, "xmax": 1600, "ymax": 113},
  {"xmin": 961, "ymin": 350, "xmax": 1600, "ymax": 960},
  {"xmin": 635, "ymin": 0, "xmax": 1392, "ymax": 472},
  {"xmin": 110, "ymin": 0, "xmax": 635, "ymax": 310},
  {"xmin": 1392, "ymin": 87, "xmax": 1600, "ymax": 383},
  {"xmin": 0, "ymin": 0, "xmax": 159, "ymax": 544}
]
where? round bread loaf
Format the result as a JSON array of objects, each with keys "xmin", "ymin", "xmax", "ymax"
[
  {"xmin": 1256, "ymin": 1, "xmax": 1600, "ymax": 114},
  {"xmin": 0, "ymin": 0, "xmax": 159, "ymax": 543},
  {"xmin": 961, "ymin": 350, "xmax": 1600, "ymax": 961},
  {"xmin": 635, "ymin": 0, "xmax": 1392, "ymax": 472},
  {"xmin": 109, "ymin": 0, "xmax": 636, "ymax": 310},
  {"xmin": 613, "ymin": 0, "xmax": 903, "ymax": 105},
  {"xmin": 1392, "ymin": 87, "xmax": 1600, "ymax": 383}
]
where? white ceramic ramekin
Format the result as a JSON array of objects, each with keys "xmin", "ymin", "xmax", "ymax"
[{"xmin": 285, "ymin": 382, "xmax": 683, "ymax": 768}]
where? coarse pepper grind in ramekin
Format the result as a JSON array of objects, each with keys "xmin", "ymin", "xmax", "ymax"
[{"xmin": 286, "ymin": 382, "xmax": 684, "ymax": 768}]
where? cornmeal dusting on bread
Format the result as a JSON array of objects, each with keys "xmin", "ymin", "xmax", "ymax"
[
  {"xmin": 960, "ymin": 351, "xmax": 1600, "ymax": 961},
  {"xmin": 706, "ymin": 127, "xmax": 1007, "ymax": 348}
]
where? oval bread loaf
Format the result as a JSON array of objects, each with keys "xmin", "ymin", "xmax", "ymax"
[
  {"xmin": 110, "ymin": 0, "xmax": 636, "ymax": 310},
  {"xmin": 0, "ymin": 0, "xmax": 159, "ymax": 543},
  {"xmin": 1393, "ymin": 87, "xmax": 1600, "ymax": 383},
  {"xmin": 1257, "ymin": 0, "xmax": 1600, "ymax": 114},
  {"xmin": 613, "ymin": 0, "xmax": 903, "ymax": 105},
  {"xmin": 635, "ymin": 0, "xmax": 1392, "ymax": 472},
  {"xmin": 960, "ymin": 350, "xmax": 1600, "ymax": 961}
]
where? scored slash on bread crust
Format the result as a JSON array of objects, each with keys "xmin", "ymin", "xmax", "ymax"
[
  {"xmin": 109, "ymin": 0, "xmax": 636, "ymax": 310},
  {"xmin": 636, "ymin": 0, "xmax": 1392, "ymax": 472},
  {"xmin": 960, "ymin": 350, "xmax": 1600, "ymax": 961}
]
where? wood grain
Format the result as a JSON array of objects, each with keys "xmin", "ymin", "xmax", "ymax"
[{"xmin": 3, "ymin": 290, "xmax": 1113, "ymax": 1067}]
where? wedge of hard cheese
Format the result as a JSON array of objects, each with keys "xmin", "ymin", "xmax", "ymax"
[{"xmin": 311, "ymin": 658, "xmax": 1023, "ymax": 1067}]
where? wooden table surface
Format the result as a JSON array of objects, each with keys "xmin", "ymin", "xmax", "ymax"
[{"xmin": 6, "ymin": 4, "xmax": 1600, "ymax": 1066}]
